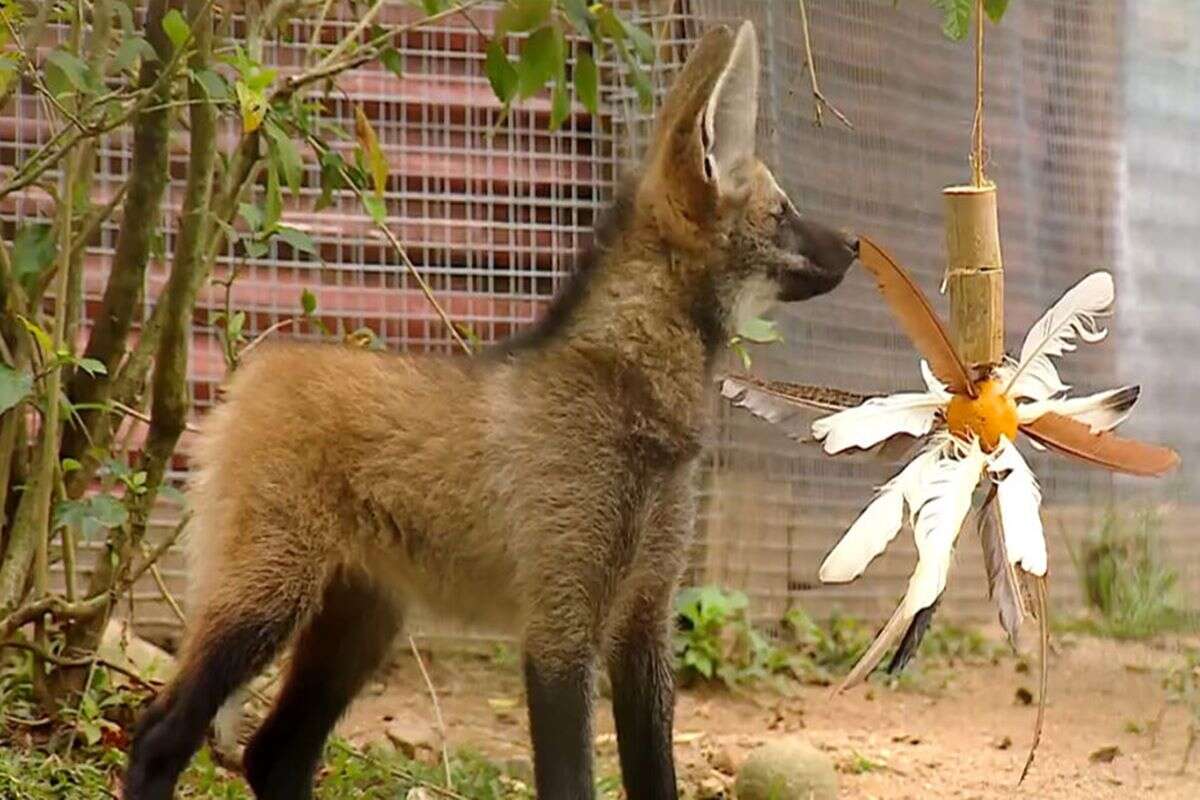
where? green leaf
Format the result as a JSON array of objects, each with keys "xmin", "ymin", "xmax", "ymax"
[
  {"xmin": 11, "ymin": 223, "xmax": 57, "ymax": 296},
  {"xmin": 113, "ymin": 36, "xmax": 158, "ymax": 72},
  {"xmin": 379, "ymin": 46, "xmax": 404, "ymax": 79},
  {"xmin": 74, "ymin": 357, "xmax": 108, "ymax": 377},
  {"xmin": 620, "ymin": 17, "xmax": 656, "ymax": 64},
  {"xmin": 549, "ymin": 72, "xmax": 570, "ymax": 131},
  {"xmin": 226, "ymin": 310, "xmax": 246, "ymax": 342},
  {"xmin": 315, "ymin": 151, "xmax": 345, "ymax": 212},
  {"xmin": 485, "ymin": 40, "xmax": 519, "ymax": 104},
  {"xmin": 0, "ymin": 54, "xmax": 18, "ymax": 97},
  {"xmin": 411, "ymin": 0, "xmax": 448, "ymax": 14},
  {"xmin": 235, "ymin": 81, "xmax": 267, "ymax": 133},
  {"xmin": 560, "ymin": 0, "xmax": 594, "ymax": 36},
  {"xmin": 931, "ymin": 0, "xmax": 973, "ymax": 40},
  {"xmin": 496, "ymin": 0, "xmax": 552, "ymax": 36},
  {"xmin": 517, "ymin": 25, "xmax": 564, "ymax": 99},
  {"xmin": 276, "ymin": 225, "xmax": 318, "ymax": 257},
  {"xmin": 265, "ymin": 161, "xmax": 283, "ymax": 231},
  {"xmin": 162, "ymin": 8, "xmax": 190, "ymax": 51},
  {"xmin": 158, "ymin": 484, "xmax": 187, "ymax": 507},
  {"xmin": 453, "ymin": 322, "xmax": 482, "ymax": 348},
  {"xmin": 361, "ymin": 194, "xmax": 387, "ymax": 225},
  {"xmin": 238, "ymin": 202, "xmax": 264, "ymax": 232},
  {"xmin": 61, "ymin": 457, "xmax": 82, "ymax": 473},
  {"xmin": 354, "ymin": 106, "xmax": 388, "ymax": 198},
  {"xmin": 573, "ymin": 50, "xmax": 599, "ymax": 115},
  {"xmin": 114, "ymin": 0, "xmax": 135, "ymax": 36},
  {"xmin": 729, "ymin": 339, "xmax": 752, "ymax": 370},
  {"xmin": 266, "ymin": 122, "xmax": 304, "ymax": 198},
  {"xmin": 54, "ymin": 494, "xmax": 128, "ymax": 538},
  {"xmin": 983, "ymin": 0, "xmax": 1010, "ymax": 23},
  {"xmin": 240, "ymin": 64, "xmax": 277, "ymax": 94},
  {"xmin": 192, "ymin": 67, "xmax": 229, "ymax": 101},
  {"xmin": 244, "ymin": 239, "xmax": 268, "ymax": 259},
  {"xmin": 88, "ymin": 495, "xmax": 128, "ymax": 528},
  {"xmin": 17, "ymin": 315, "xmax": 54, "ymax": 355},
  {"xmin": 45, "ymin": 49, "xmax": 97, "ymax": 97},
  {"xmin": 300, "ymin": 288, "xmax": 318, "ymax": 315},
  {"xmin": 626, "ymin": 58, "xmax": 653, "ymax": 111},
  {"xmin": 593, "ymin": 6, "xmax": 626, "ymax": 42},
  {"xmin": 0, "ymin": 364, "xmax": 32, "ymax": 414},
  {"xmin": 735, "ymin": 316, "xmax": 782, "ymax": 344}
]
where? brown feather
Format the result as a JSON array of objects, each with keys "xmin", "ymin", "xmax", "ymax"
[
  {"xmin": 856, "ymin": 236, "xmax": 976, "ymax": 397},
  {"xmin": 978, "ymin": 486, "xmax": 1027, "ymax": 650},
  {"xmin": 1020, "ymin": 574, "xmax": 1050, "ymax": 784},
  {"xmin": 1020, "ymin": 412, "xmax": 1180, "ymax": 477},
  {"xmin": 720, "ymin": 374, "xmax": 875, "ymax": 412},
  {"xmin": 831, "ymin": 603, "xmax": 910, "ymax": 696},
  {"xmin": 720, "ymin": 375, "xmax": 920, "ymax": 461}
]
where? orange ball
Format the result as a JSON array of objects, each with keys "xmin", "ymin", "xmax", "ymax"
[{"xmin": 945, "ymin": 379, "xmax": 1019, "ymax": 451}]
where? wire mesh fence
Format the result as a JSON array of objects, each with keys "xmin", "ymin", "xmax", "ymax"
[{"xmin": 6, "ymin": 0, "xmax": 1196, "ymax": 641}]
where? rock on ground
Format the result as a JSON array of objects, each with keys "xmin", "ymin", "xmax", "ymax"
[{"xmin": 735, "ymin": 738, "xmax": 838, "ymax": 800}]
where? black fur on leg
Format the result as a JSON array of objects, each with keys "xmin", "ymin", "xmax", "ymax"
[
  {"xmin": 242, "ymin": 569, "xmax": 401, "ymax": 800},
  {"xmin": 124, "ymin": 616, "xmax": 291, "ymax": 800},
  {"xmin": 524, "ymin": 656, "xmax": 595, "ymax": 800},
  {"xmin": 609, "ymin": 633, "xmax": 678, "ymax": 800}
]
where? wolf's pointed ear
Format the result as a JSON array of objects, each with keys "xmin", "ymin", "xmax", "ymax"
[
  {"xmin": 641, "ymin": 21, "xmax": 761, "ymax": 249},
  {"xmin": 701, "ymin": 21, "xmax": 759, "ymax": 193}
]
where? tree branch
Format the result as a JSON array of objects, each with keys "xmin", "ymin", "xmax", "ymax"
[
  {"xmin": 797, "ymin": 0, "xmax": 853, "ymax": 130},
  {"xmin": 59, "ymin": 0, "xmax": 178, "ymax": 476}
]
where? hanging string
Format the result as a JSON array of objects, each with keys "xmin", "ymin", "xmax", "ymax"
[{"xmin": 970, "ymin": 0, "xmax": 986, "ymax": 186}]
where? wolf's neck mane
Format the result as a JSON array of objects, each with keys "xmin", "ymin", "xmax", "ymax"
[{"xmin": 489, "ymin": 180, "xmax": 638, "ymax": 357}]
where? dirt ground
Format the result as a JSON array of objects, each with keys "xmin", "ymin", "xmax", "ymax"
[{"xmin": 337, "ymin": 633, "xmax": 1200, "ymax": 799}]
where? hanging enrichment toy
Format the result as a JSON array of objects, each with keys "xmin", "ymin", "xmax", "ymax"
[{"xmin": 721, "ymin": 0, "xmax": 1180, "ymax": 781}]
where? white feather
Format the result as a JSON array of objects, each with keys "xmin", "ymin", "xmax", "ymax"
[
  {"xmin": 987, "ymin": 437, "xmax": 1047, "ymax": 576},
  {"xmin": 819, "ymin": 446, "xmax": 943, "ymax": 583},
  {"xmin": 1016, "ymin": 385, "xmax": 1140, "ymax": 433},
  {"xmin": 1008, "ymin": 272, "xmax": 1114, "ymax": 400},
  {"xmin": 903, "ymin": 439, "xmax": 986, "ymax": 615},
  {"xmin": 811, "ymin": 392, "xmax": 943, "ymax": 454},
  {"xmin": 920, "ymin": 359, "xmax": 952, "ymax": 401}
]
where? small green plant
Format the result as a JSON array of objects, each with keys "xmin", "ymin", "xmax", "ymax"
[
  {"xmin": 839, "ymin": 750, "xmax": 883, "ymax": 775},
  {"xmin": 1077, "ymin": 509, "xmax": 1194, "ymax": 638},
  {"xmin": 673, "ymin": 585, "xmax": 794, "ymax": 688},
  {"xmin": 780, "ymin": 609, "xmax": 873, "ymax": 684}
]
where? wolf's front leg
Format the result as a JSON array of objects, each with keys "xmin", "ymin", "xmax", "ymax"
[
  {"xmin": 524, "ymin": 608, "xmax": 596, "ymax": 799},
  {"xmin": 607, "ymin": 592, "xmax": 678, "ymax": 800}
]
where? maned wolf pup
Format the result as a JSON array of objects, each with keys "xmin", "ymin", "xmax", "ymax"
[{"xmin": 124, "ymin": 20, "xmax": 856, "ymax": 800}]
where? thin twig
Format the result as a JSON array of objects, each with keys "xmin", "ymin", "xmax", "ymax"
[
  {"xmin": 0, "ymin": 639, "xmax": 161, "ymax": 692},
  {"xmin": 276, "ymin": 1, "xmax": 487, "ymax": 101},
  {"xmin": 0, "ymin": 0, "xmax": 217, "ymax": 202},
  {"xmin": 796, "ymin": 0, "xmax": 853, "ymax": 130},
  {"xmin": 240, "ymin": 317, "xmax": 300, "ymax": 357},
  {"xmin": 0, "ymin": 514, "xmax": 191, "ymax": 637},
  {"xmin": 307, "ymin": 135, "xmax": 471, "ymax": 354},
  {"xmin": 409, "ymin": 635, "xmax": 453, "ymax": 789},
  {"xmin": 970, "ymin": 0, "xmax": 986, "ymax": 186},
  {"xmin": 147, "ymin": 559, "xmax": 187, "ymax": 625},
  {"xmin": 110, "ymin": 399, "xmax": 201, "ymax": 434}
]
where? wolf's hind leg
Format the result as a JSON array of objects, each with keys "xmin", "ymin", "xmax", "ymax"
[
  {"xmin": 243, "ymin": 568, "xmax": 401, "ymax": 800},
  {"xmin": 123, "ymin": 608, "xmax": 295, "ymax": 800}
]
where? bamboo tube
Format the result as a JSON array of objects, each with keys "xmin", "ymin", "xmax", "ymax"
[{"xmin": 944, "ymin": 184, "xmax": 1003, "ymax": 372}]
